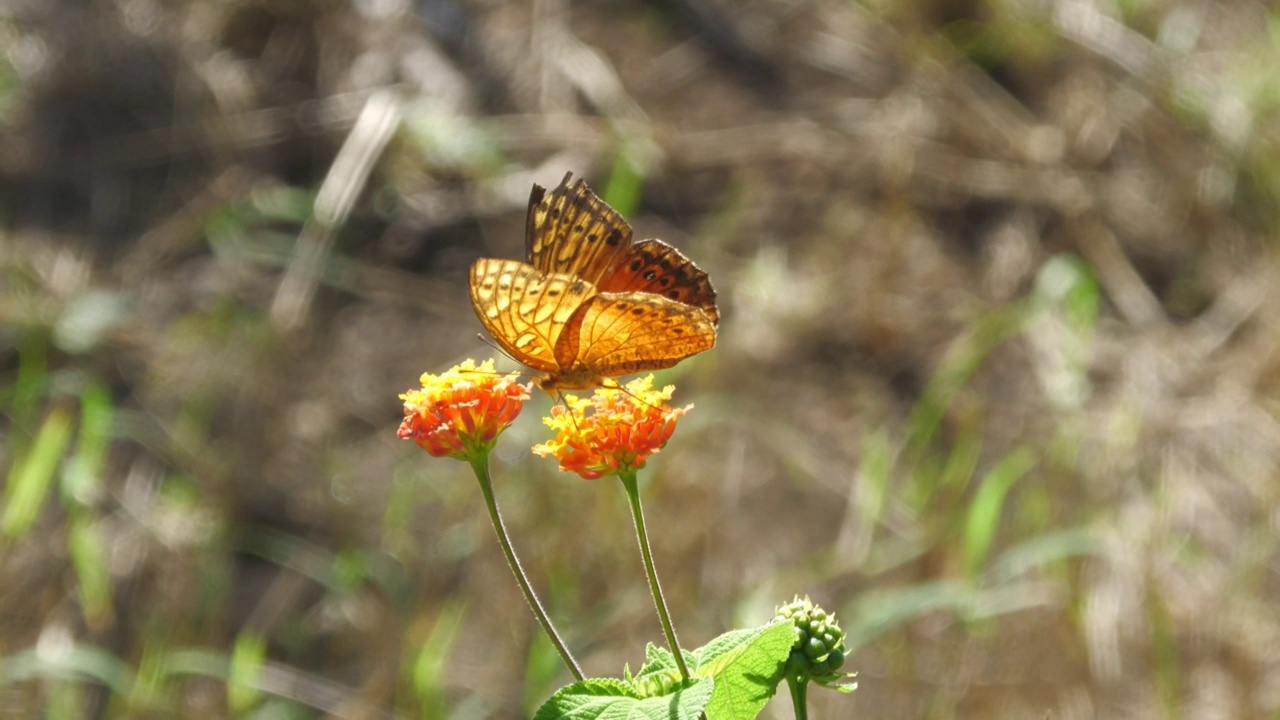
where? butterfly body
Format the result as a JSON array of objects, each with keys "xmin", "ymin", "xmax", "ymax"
[{"xmin": 469, "ymin": 174, "xmax": 719, "ymax": 392}]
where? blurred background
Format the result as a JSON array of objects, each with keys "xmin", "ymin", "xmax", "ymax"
[{"xmin": 3, "ymin": 0, "xmax": 1280, "ymax": 717}]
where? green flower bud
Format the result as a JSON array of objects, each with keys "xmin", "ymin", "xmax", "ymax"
[
  {"xmin": 806, "ymin": 636, "xmax": 828, "ymax": 661},
  {"xmin": 772, "ymin": 595, "xmax": 849, "ymax": 685},
  {"xmin": 632, "ymin": 669, "xmax": 686, "ymax": 697}
]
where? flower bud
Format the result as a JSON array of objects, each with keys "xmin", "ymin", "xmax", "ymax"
[{"xmin": 773, "ymin": 595, "xmax": 849, "ymax": 685}]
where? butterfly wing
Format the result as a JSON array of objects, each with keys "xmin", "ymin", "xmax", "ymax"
[
  {"xmin": 596, "ymin": 239, "xmax": 720, "ymax": 326},
  {"xmin": 499, "ymin": 173, "xmax": 719, "ymax": 386},
  {"xmin": 553, "ymin": 291, "xmax": 717, "ymax": 378},
  {"xmin": 469, "ymin": 258, "xmax": 596, "ymax": 373},
  {"xmin": 526, "ymin": 173, "xmax": 633, "ymax": 285}
]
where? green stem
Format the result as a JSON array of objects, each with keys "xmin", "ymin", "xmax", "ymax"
[
  {"xmin": 618, "ymin": 470, "xmax": 691, "ymax": 681},
  {"xmin": 786, "ymin": 675, "xmax": 809, "ymax": 720},
  {"xmin": 469, "ymin": 453, "xmax": 584, "ymax": 681}
]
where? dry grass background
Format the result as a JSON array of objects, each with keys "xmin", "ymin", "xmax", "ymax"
[{"xmin": 3, "ymin": 0, "xmax": 1280, "ymax": 717}]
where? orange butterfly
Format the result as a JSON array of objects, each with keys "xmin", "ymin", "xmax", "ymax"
[{"xmin": 470, "ymin": 173, "xmax": 719, "ymax": 393}]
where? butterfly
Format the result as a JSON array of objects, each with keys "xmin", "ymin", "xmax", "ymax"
[{"xmin": 469, "ymin": 173, "xmax": 719, "ymax": 393}]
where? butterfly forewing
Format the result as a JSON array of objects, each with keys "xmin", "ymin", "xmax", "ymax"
[
  {"xmin": 527, "ymin": 173, "xmax": 633, "ymax": 285},
  {"xmin": 554, "ymin": 291, "xmax": 717, "ymax": 377},
  {"xmin": 469, "ymin": 258, "xmax": 596, "ymax": 373},
  {"xmin": 596, "ymin": 239, "xmax": 720, "ymax": 326},
  {"xmin": 470, "ymin": 173, "xmax": 720, "ymax": 391}
]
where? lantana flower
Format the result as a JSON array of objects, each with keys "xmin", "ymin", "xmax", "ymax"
[
  {"xmin": 535, "ymin": 375, "xmax": 697, "ymax": 680},
  {"xmin": 398, "ymin": 359, "xmax": 531, "ymax": 460},
  {"xmin": 533, "ymin": 376, "xmax": 690, "ymax": 480},
  {"xmin": 395, "ymin": 359, "xmax": 582, "ymax": 679}
]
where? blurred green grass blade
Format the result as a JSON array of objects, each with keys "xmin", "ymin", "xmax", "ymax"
[
  {"xmin": 905, "ymin": 304, "xmax": 1030, "ymax": 460},
  {"xmin": 962, "ymin": 447, "xmax": 1038, "ymax": 577},
  {"xmin": 1057, "ymin": 257, "xmax": 1100, "ymax": 335},
  {"xmin": 603, "ymin": 143, "xmax": 647, "ymax": 218},
  {"xmin": 252, "ymin": 185, "xmax": 317, "ymax": 224},
  {"xmin": 3, "ymin": 405, "xmax": 74, "ymax": 538},
  {"xmin": 0, "ymin": 53, "xmax": 20, "ymax": 120},
  {"xmin": 908, "ymin": 414, "xmax": 984, "ymax": 515},
  {"xmin": 845, "ymin": 580, "xmax": 968, "ymax": 651},
  {"xmin": 1150, "ymin": 591, "xmax": 1181, "ymax": 714},
  {"xmin": 205, "ymin": 188, "xmax": 315, "ymax": 271},
  {"xmin": 988, "ymin": 527, "xmax": 1101, "ymax": 583},
  {"xmin": 524, "ymin": 620, "xmax": 569, "ymax": 714},
  {"xmin": 154, "ymin": 648, "xmax": 232, "ymax": 681},
  {"xmin": 228, "ymin": 632, "xmax": 268, "ymax": 714},
  {"xmin": 68, "ymin": 516, "xmax": 113, "ymax": 627},
  {"xmin": 132, "ymin": 647, "xmax": 231, "ymax": 711},
  {"xmin": 13, "ymin": 329, "xmax": 48, "ymax": 411},
  {"xmin": 961, "ymin": 579, "xmax": 1060, "ymax": 621},
  {"xmin": 61, "ymin": 384, "xmax": 115, "ymax": 623},
  {"xmin": 856, "ymin": 429, "xmax": 893, "ymax": 529},
  {"xmin": 332, "ymin": 548, "xmax": 373, "ymax": 592},
  {"xmin": 939, "ymin": 417, "xmax": 982, "ymax": 494},
  {"xmin": 128, "ymin": 639, "xmax": 171, "ymax": 714},
  {"xmin": 46, "ymin": 680, "xmax": 83, "ymax": 720},
  {"xmin": 64, "ymin": 383, "xmax": 113, "ymax": 505},
  {"xmin": 412, "ymin": 599, "xmax": 466, "ymax": 715},
  {"xmin": 4, "ymin": 329, "xmax": 50, "ymax": 456},
  {"xmin": 238, "ymin": 527, "xmax": 336, "ymax": 589},
  {"xmin": 380, "ymin": 469, "xmax": 420, "ymax": 556},
  {"xmin": 847, "ymin": 577, "xmax": 1054, "ymax": 652},
  {"xmin": 0, "ymin": 642, "xmax": 135, "ymax": 695}
]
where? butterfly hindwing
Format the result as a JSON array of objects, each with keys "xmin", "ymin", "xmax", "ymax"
[
  {"xmin": 596, "ymin": 239, "xmax": 720, "ymax": 326},
  {"xmin": 554, "ymin": 291, "xmax": 717, "ymax": 377},
  {"xmin": 527, "ymin": 173, "xmax": 633, "ymax": 285},
  {"xmin": 470, "ymin": 174, "xmax": 719, "ymax": 390},
  {"xmin": 469, "ymin": 258, "xmax": 596, "ymax": 373}
]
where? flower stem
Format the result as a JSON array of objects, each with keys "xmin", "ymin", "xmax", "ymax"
[
  {"xmin": 468, "ymin": 453, "xmax": 584, "ymax": 681},
  {"xmin": 619, "ymin": 470, "xmax": 691, "ymax": 681},
  {"xmin": 786, "ymin": 675, "xmax": 809, "ymax": 719}
]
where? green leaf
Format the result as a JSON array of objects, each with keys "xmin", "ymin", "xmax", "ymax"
[
  {"xmin": 636, "ymin": 643, "xmax": 683, "ymax": 675},
  {"xmin": 532, "ymin": 677, "xmax": 713, "ymax": 720},
  {"xmin": 693, "ymin": 621, "xmax": 794, "ymax": 720},
  {"xmin": 3, "ymin": 406, "xmax": 74, "ymax": 538},
  {"xmin": 626, "ymin": 624, "xmax": 794, "ymax": 717}
]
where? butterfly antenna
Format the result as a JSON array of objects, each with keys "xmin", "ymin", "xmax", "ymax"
[
  {"xmin": 602, "ymin": 379, "xmax": 663, "ymax": 412},
  {"xmin": 476, "ymin": 333, "xmax": 521, "ymax": 365},
  {"xmin": 467, "ymin": 334, "xmax": 544, "ymax": 382},
  {"xmin": 453, "ymin": 337, "xmax": 544, "ymax": 388}
]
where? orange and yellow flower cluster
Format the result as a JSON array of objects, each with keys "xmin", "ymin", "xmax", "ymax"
[
  {"xmin": 397, "ymin": 359, "xmax": 530, "ymax": 460},
  {"xmin": 533, "ymin": 376, "xmax": 690, "ymax": 480}
]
